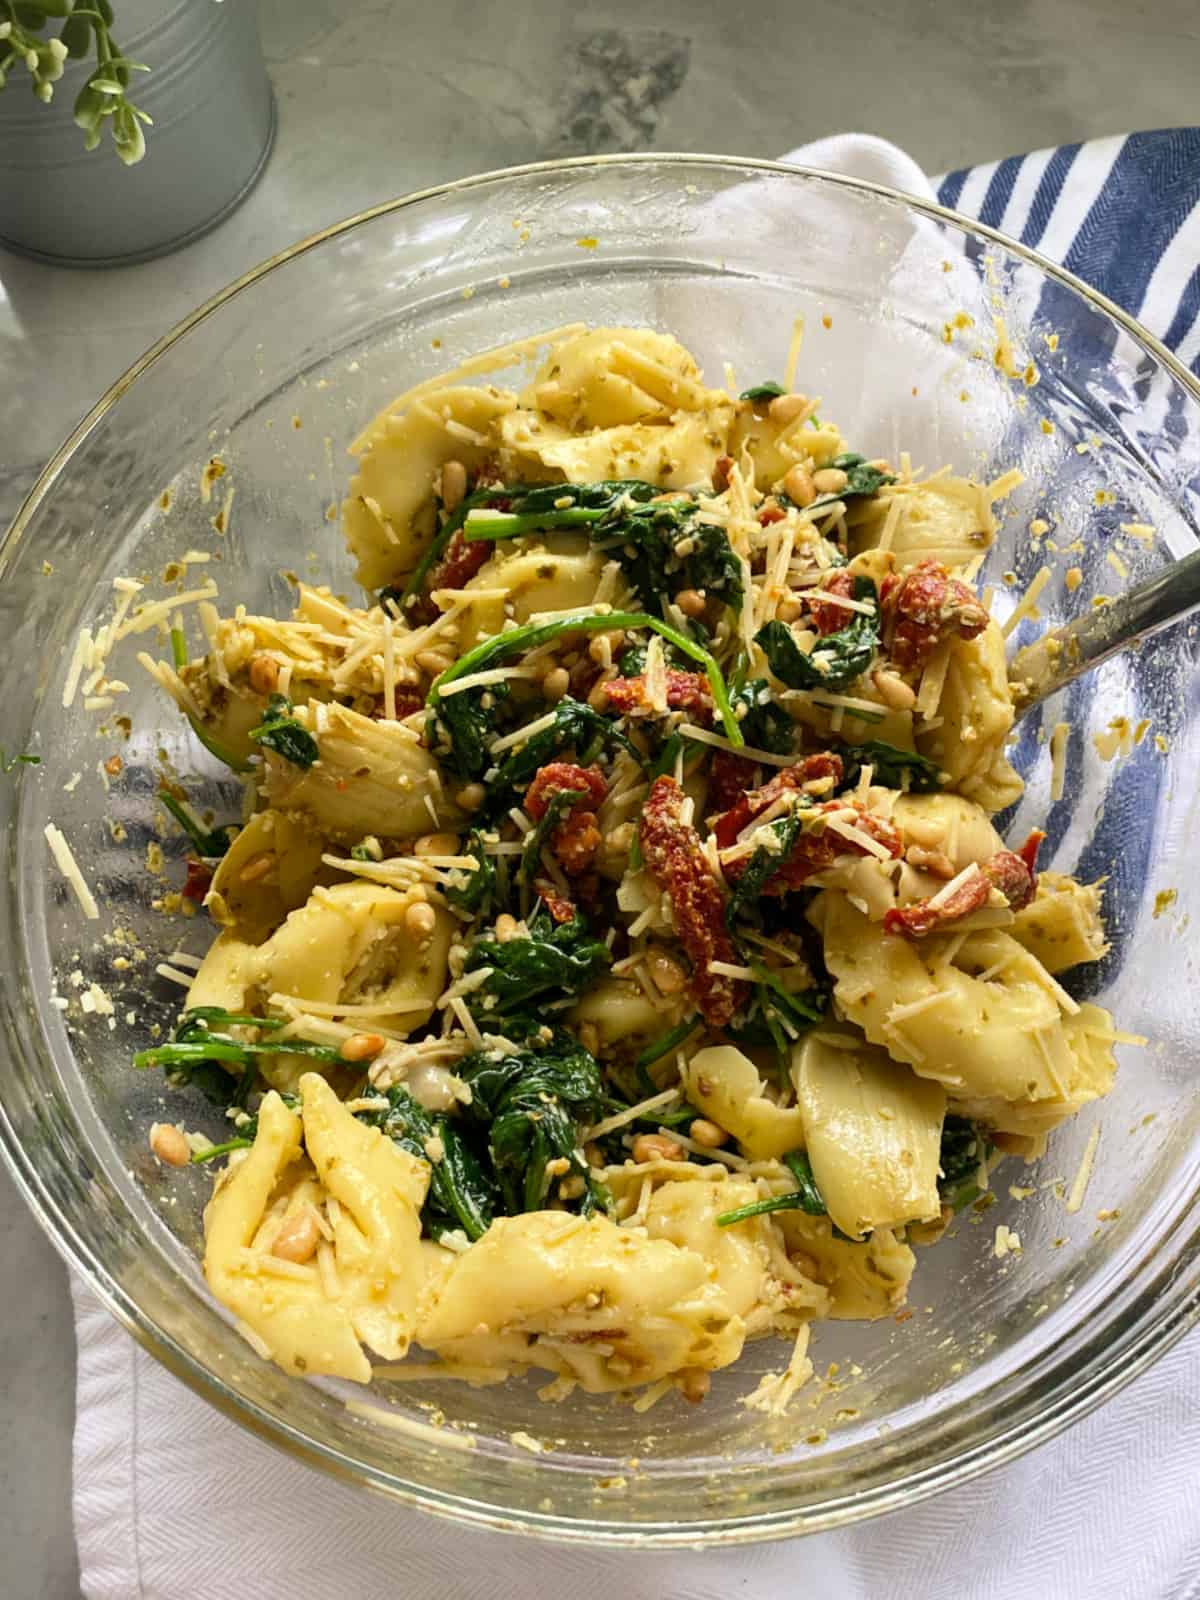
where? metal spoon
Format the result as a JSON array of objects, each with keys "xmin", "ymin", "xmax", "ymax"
[{"xmin": 1009, "ymin": 547, "xmax": 1200, "ymax": 719}]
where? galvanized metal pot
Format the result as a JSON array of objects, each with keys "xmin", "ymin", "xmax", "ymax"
[{"xmin": 0, "ymin": 0, "xmax": 275, "ymax": 266}]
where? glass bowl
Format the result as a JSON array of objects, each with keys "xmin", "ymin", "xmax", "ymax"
[{"xmin": 2, "ymin": 156, "xmax": 1199, "ymax": 1547}]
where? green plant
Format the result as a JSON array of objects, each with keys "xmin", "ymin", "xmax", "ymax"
[{"xmin": 0, "ymin": 0, "xmax": 152, "ymax": 164}]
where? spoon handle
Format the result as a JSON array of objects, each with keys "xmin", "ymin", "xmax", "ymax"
[{"xmin": 1009, "ymin": 546, "xmax": 1200, "ymax": 719}]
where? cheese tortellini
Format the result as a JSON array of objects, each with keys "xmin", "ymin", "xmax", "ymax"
[
  {"xmin": 814, "ymin": 890, "xmax": 1117, "ymax": 1135},
  {"xmin": 203, "ymin": 1076, "xmax": 428, "ymax": 1380}
]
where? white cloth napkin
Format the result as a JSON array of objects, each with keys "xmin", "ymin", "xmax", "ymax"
[{"xmin": 72, "ymin": 134, "xmax": 1200, "ymax": 1599}]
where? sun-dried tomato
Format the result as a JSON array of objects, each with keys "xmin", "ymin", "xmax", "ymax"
[
  {"xmin": 883, "ymin": 830, "xmax": 1044, "ymax": 938},
  {"xmin": 707, "ymin": 750, "xmax": 762, "ymax": 816},
  {"xmin": 604, "ymin": 670, "xmax": 713, "ymax": 719},
  {"xmin": 183, "ymin": 859, "xmax": 213, "ymax": 901},
  {"xmin": 712, "ymin": 753, "xmax": 844, "ymax": 850},
  {"xmin": 534, "ymin": 882, "xmax": 577, "ymax": 924},
  {"xmin": 807, "ymin": 569, "xmax": 858, "ymax": 636},
  {"xmin": 427, "ymin": 527, "xmax": 493, "ymax": 597},
  {"xmin": 640, "ymin": 776, "xmax": 746, "ymax": 1028},
  {"xmin": 371, "ymin": 687, "xmax": 424, "ymax": 719},
  {"xmin": 525, "ymin": 762, "xmax": 608, "ymax": 876},
  {"xmin": 880, "ymin": 558, "xmax": 989, "ymax": 674},
  {"xmin": 712, "ymin": 454, "xmax": 735, "ymax": 493}
]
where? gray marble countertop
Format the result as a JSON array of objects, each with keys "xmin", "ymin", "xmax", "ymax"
[{"xmin": 2, "ymin": 0, "xmax": 1198, "ymax": 1593}]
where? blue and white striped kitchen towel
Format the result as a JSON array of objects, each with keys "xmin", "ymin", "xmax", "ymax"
[
  {"xmin": 937, "ymin": 129, "xmax": 1200, "ymax": 377},
  {"xmin": 73, "ymin": 131, "xmax": 1200, "ymax": 1600}
]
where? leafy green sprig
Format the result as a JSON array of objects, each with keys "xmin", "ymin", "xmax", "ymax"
[{"xmin": 0, "ymin": 1, "xmax": 153, "ymax": 163}]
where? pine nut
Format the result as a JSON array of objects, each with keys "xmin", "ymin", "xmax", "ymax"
[
  {"xmin": 415, "ymin": 648, "xmax": 454, "ymax": 676},
  {"xmin": 439, "ymin": 459, "xmax": 467, "ymax": 513},
  {"xmin": 238, "ymin": 852, "xmax": 275, "ymax": 884},
  {"xmin": 812, "ymin": 466, "xmax": 849, "ymax": 495},
  {"xmin": 632, "ymin": 1133, "xmax": 685, "ymax": 1164},
  {"xmin": 873, "ymin": 669, "xmax": 917, "ymax": 711},
  {"xmin": 248, "ymin": 653, "xmax": 280, "ymax": 696},
  {"xmin": 689, "ymin": 1118, "xmax": 729, "ymax": 1148},
  {"xmin": 558, "ymin": 1175, "xmax": 586, "ymax": 1200},
  {"xmin": 272, "ymin": 1210, "xmax": 319, "ymax": 1263},
  {"xmin": 783, "ymin": 466, "xmax": 816, "ymax": 507},
  {"xmin": 341, "ymin": 1032, "xmax": 386, "ymax": 1062},
  {"xmin": 541, "ymin": 666, "xmax": 570, "ymax": 702},
  {"xmin": 405, "ymin": 900, "xmax": 437, "ymax": 940},
  {"xmin": 647, "ymin": 949, "xmax": 687, "ymax": 995},
  {"xmin": 588, "ymin": 679, "xmax": 610, "ymax": 711},
  {"xmin": 906, "ymin": 845, "xmax": 957, "ymax": 880},
  {"xmin": 545, "ymin": 1156, "xmax": 571, "ymax": 1179},
  {"xmin": 455, "ymin": 782, "xmax": 486, "ymax": 811},
  {"xmin": 495, "ymin": 913, "xmax": 519, "ymax": 942},
  {"xmin": 776, "ymin": 596, "xmax": 805, "ymax": 623},
  {"xmin": 587, "ymin": 630, "xmax": 625, "ymax": 665},
  {"xmin": 675, "ymin": 588, "xmax": 707, "ymax": 618},
  {"xmin": 149, "ymin": 1123, "xmax": 190, "ymax": 1167},
  {"xmin": 768, "ymin": 392, "xmax": 809, "ymax": 426},
  {"xmin": 577, "ymin": 1021, "xmax": 600, "ymax": 1057},
  {"xmin": 414, "ymin": 832, "xmax": 459, "ymax": 857},
  {"xmin": 678, "ymin": 1367, "xmax": 711, "ymax": 1403}
]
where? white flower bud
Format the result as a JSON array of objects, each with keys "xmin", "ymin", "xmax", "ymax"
[
  {"xmin": 36, "ymin": 79, "xmax": 53, "ymax": 102},
  {"xmin": 0, "ymin": 22, "xmax": 12, "ymax": 40},
  {"xmin": 25, "ymin": 47, "xmax": 39, "ymax": 70},
  {"xmin": 49, "ymin": 37, "xmax": 68, "ymax": 61}
]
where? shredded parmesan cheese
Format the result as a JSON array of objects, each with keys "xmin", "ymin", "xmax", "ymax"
[{"xmin": 44, "ymin": 824, "xmax": 99, "ymax": 920}]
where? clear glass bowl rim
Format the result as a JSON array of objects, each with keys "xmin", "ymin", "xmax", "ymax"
[{"xmin": 4, "ymin": 152, "xmax": 1200, "ymax": 1547}]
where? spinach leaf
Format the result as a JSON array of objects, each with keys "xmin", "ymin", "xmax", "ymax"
[
  {"xmin": 739, "ymin": 381, "xmax": 786, "ymax": 402},
  {"xmin": 725, "ymin": 804, "xmax": 811, "ymax": 926},
  {"xmin": 459, "ymin": 1030, "xmax": 606, "ymax": 1215},
  {"xmin": 157, "ymin": 788, "xmax": 235, "ymax": 859},
  {"xmin": 717, "ymin": 1150, "xmax": 830, "ymax": 1225},
  {"xmin": 838, "ymin": 739, "xmax": 944, "ymax": 794},
  {"xmin": 755, "ymin": 577, "xmax": 879, "ymax": 691},
  {"xmin": 731, "ymin": 679, "xmax": 796, "ymax": 755},
  {"xmin": 445, "ymin": 827, "xmax": 496, "ymax": 919},
  {"xmin": 460, "ymin": 479, "xmax": 659, "ymax": 542},
  {"xmin": 427, "ymin": 608, "xmax": 742, "ymax": 747},
  {"xmin": 249, "ymin": 694, "xmax": 319, "ymax": 769},
  {"xmin": 427, "ymin": 681, "xmax": 508, "ymax": 783},
  {"xmin": 358, "ymin": 1087, "xmax": 497, "ymax": 1241},
  {"xmin": 464, "ymin": 905, "xmax": 611, "ymax": 1018},
  {"xmin": 595, "ymin": 497, "xmax": 743, "ymax": 614},
  {"xmin": 518, "ymin": 788, "xmax": 582, "ymax": 891},
  {"xmin": 485, "ymin": 697, "xmax": 635, "ymax": 817},
  {"xmin": 0, "ymin": 747, "xmax": 39, "ymax": 773},
  {"xmin": 190, "ymin": 1091, "xmax": 301, "ymax": 1164},
  {"xmin": 938, "ymin": 1115, "xmax": 993, "ymax": 1211},
  {"xmin": 808, "ymin": 452, "xmax": 897, "ymax": 514},
  {"xmin": 133, "ymin": 1007, "xmax": 343, "ymax": 1105}
]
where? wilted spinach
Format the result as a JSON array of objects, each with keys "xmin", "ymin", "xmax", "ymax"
[
  {"xmin": 938, "ymin": 1116, "xmax": 993, "ymax": 1211},
  {"xmin": 716, "ymin": 1150, "xmax": 830, "ymax": 1226},
  {"xmin": 485, "ymin": 697, "xmax": 635, "ymax": 817},
  {"xmin": 459, "ymin": 1030, "xmax": 607, "ymax": 1215},
  {"xmin": 445, "ymin": 827, "xmax": 497, "ymax": 918},
  {"xmin": 755, "ymin": 577, "xmax": 879, "ymax": 691},
  {"xmin": 157, "ymin": 788, "xmax": 235, "ymax": 858},
  {"xmin": 731, "ymin": 678, "xmax": 796, "ymax": 754},
  {"xmin": 426, "ymin": 680, "xmax": 509, "ymax": 783},
  {"xmin": 807, "ymin": 452, "xmax": 897, "ymax": 514},
  {"xmin": 464, "ymin": 905, "xmax": 611, "ymax": 1018},
  {"xmin": 359, "ymin": 1086, "xmax": 498, "ymax": 1241},
  {"xmin": 838, "ymin": 739, "xmax": 944, "ymax": 794},
  {"xmin": 249, "ymin": 694, "xmax": 319, "ymax": 769}
]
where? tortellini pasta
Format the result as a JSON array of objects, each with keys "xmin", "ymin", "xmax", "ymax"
[
  {"xmin": 683, "ymin": 1044, "xmax": 807, "ymax": 1160},
  {"xmin": 457, "ymin": 540, "xmax": 615, "ymax": 648},
  {"xmin": 344, "ymin": 385, "xmax": 518, "ymax": 590},
  {"xmin": 814, "ymin": 889, "xmax": 1116, "ymax": 1133},
  {"xmin": 205, "ymin": 809, "xmax": 327, "ymax": 940},
  {"xmin": 1010, "ymin": 871, "xmax": 1109, "ymax": 973},
  {"xmin": 793, "ymin": 1028, "xmax": 946, "ymax": 1238},
  {"xmin": 262, "ymin": 701, "xmax": 461, "ymax": 842},
  {"xmin": 916, "ymin": 624, "xmax": 1023, "ymax": 814},
  {"xmin": 203, "ymin": 1076, "xmax": 429, "ymax": 1381},
  {"xmin": 416, "ymin": 1207, "xmax": 751, "ymax": 1393},
  {"xmin": 849, "ymin": 477, "xmax": 998, "ymax": 570}
]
